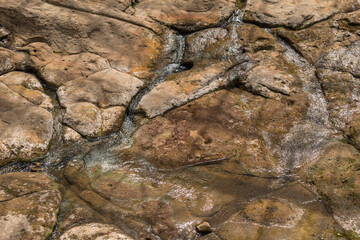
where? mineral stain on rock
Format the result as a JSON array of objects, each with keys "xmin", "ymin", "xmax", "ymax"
[{"xmin": 0, "ymin": 0, "xmax": 360, "ymax": 239}]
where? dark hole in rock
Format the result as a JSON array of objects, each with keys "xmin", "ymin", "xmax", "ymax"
[{"xmin": 181, "ymin": 61, "xmax": 194, "ymax": 70}]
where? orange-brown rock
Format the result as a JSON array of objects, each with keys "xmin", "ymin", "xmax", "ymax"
[
  {"xmin": 306, "ymin": 142, "xmax": 360, "ymax": 236},
  {"xmin": 134, "ymin": 0, "xmax": 236, "ymax": 32},
  {"xmin": 57, "ymin": 68, "xmax": 143, "ymax": 137},
  {"xmin": 0, "ymin": 172, "xmax": 61, "ymax": 240},
  {"xmin": 0, "ymin": 71, "xmax": 53, "ymax": 109},
  {"xmin": 130, "ymin": 88, "xmax": 307, "ymax": 174},
  {"xmin": 244, "ymin": 0, "xmax": 359, "ymax": 29},
  {"xmin": 0, "ymin": 74, "xmax": 53, "ymax": 166},
  {"xmin": 22, "ymin": 42, "xmax": 110, "ymax": 88},
  {"xmin": 0, "ymin": 0, "xmax": 165, "ymax": 79},
  {"xmin": 273, "ymin": 10, "xmax": 360, "ymax": 64},
  {"xmin": 60, "ymin": 223, "xmax": 134, "ymax": 240},
  {"xmin": 0, "ymin": 47, "xmax": 26, "ymax": 74},
  {"xmin": 217, "ymin": 183, "xmax": 345, "ymax": 240},
  {"xmin": 316, "ymin": 69, "xmax": 360, "ymax": 130}
]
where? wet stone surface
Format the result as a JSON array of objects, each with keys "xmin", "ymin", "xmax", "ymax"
[{"xmin": 0, "ymin": 0, "xmax": 360, "ymax": 239}]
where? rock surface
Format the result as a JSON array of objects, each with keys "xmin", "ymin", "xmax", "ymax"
[
  {"xmin": 0, "ymin": 0, "xmax": 165, "ymax": 79},
  {"xmin": 217, "ymin": 183, "xmax": 346, "ymax": 240},
  {"xmin": 1, "ymin": 0, "xmax": 360, "ymax": 239},
  {"xmin": 0, "ymin": 47, "xmax": 26, "ymax": 74},
  {"xmin": 317, "ymin": 40, "xmax": 360, "ymax": 77},
  {"xmin": 137, "ymin": 61, "xmax": 233, "ymax": 118},
  {"xmin": 196, "ymin": 222, "xmax": 212, "ymax": 234},
  {"xmin": 243, "ymin": 198, "xmax": 304, "ymax": 227},
  {"xmin": 316, "ymin": 69, "xmax": 360, "ymax": 130},
  {"xmin": 306, "ymin": 142, "xmax": 360, "ymax": 236},
  {"xmin": 346, "ymin": 113, "xmax": 360, "ymax": 150},
  {"xmin": 134, "ymin": 0, "xmax": 236, "ymax": 32},
  {"xmin": 62, "ymin": 126, "xmax": 82, "ymax": 142},
  {"xmin": 131, "ymin": 88, "xmax": 307, "ymax": 173},
  {"xmin": 23, "ymin": 42, "xmax": 111, "ymax": 88},
  {"xmin": 57, "ymin": 68, "xmax": 143, "ymax": 137},
  {"xmin": 60, "ymin": 223, "xmax": 134, "ymax": 240},
  {"xmin": 0, "ymin": 73, "xmax": 53, "ymax": 166},
  {"xmin": 0, "ymin": 172, "xmax": 61, "ymax": 240},
  {"xmin": 137, "ymin": 23, "xmax": 304, "ymax": 118},
  {"xmin": 57, "ymin": 69, "xmax": 143, "ymax": 108},
  {"xmin": 244, "ymin": 0, "xmax": 359, "ymax": 29},
  {"xmin": 273, "ymin": 9, "xmax": 360, "ymax": 63},
  {"xmin": 0, "ymin": 71, "xmax": 53, "ymax": 109}
]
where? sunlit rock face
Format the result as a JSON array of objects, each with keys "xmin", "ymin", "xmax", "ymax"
[
  {"xmin": 1, "ymin": 0, "xmax": 360, "ymax": 239},
  {"xmin": 59, "ymin": 223, "xmax": 134, "ymax": 240},
  {"xmin": 244, "ymin": 0, "xmax": 360, "ymax": 29},
  {"xmin": 133, "ymin": 0, "xmax": 237, "ymax": 32},
  {"xmin": 0, "ymin": 173, "xmax": 61, "ymax": 240},
  {"xmin": 0, "ymin": 72, "xmax": 53, "ymax": 166}
]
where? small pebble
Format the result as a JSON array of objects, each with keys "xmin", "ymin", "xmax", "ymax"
[{"xmin": 196, "ymin": 222, "xmax": 212, "ymax": 235}]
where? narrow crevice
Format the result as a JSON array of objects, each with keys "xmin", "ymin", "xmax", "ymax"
[
  {"xmin": 243, "ymin": 13, "xmax": 334, "ymax": 32},
  {"xmin": 44, "ymin": 0, "xmax": 161, "ymax": 34},
  {"xmin": 237, "ymin": 0, "xmax": 247, "ymax": 9},
  {"xmin": 45, "ymin": 207, "xmax": 64, "ymax": 240},
  {"xmin": 146, "ymin": 67, "xmax": 244, "ymax": 120},
  {"xmin": 222, "ymin": 8, "xmax": 244, "ymax": 27},
  {"xmin": 148, "ymin": 6, "xmax": 244, "ymax": 35},
  {"xmin": 156, "ymin": 154, "xmax": 235, "ymax": 173},
  {"xmin": 120, "ymin": 33, "xmax": 186, "ymax": 135},
  {"xmin": 268, "ymin": 30, "xmax": 308, "ymax": 62},
  {"xmin": 244, "ymin": 5, "xmax": 360, "ymax": 32},
  {"xmin": 298, "ymin": 180, "xmax": 350, "ymax": 236}
]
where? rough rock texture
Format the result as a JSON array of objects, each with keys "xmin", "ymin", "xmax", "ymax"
[
  {"xmin": 241, "ymin": 64, "xmax": 296, "ymax": 99},
  {"xmin": 316, "ymin": 69, "xmax": 360, "ymax": 130},
  {"xmin": 273, "ymin": 9, "xmax": 360, "ymax": 64},
  {"xmin": 243, "ymin": 198, "xmax": 304, "ymax": 227},
  {"xmin": 57, "ymin": 69, "xmax": 144, "ymax": 108},
  {"xmin": 137, "ymin": 61, "xmax": 233, "ymax": 118},
  {"xmin": 61, "ymin": 158, "xmax": 244, "ymax": 239},
  {"xmin": 0, "ymin": 26, "xmax": 10, "ymax": 39},
  {"xmin": 57, "ymin": 68, "xmax": 143, "ymax": 137},
  {"xmin": 183, "ymin": 28, "xmax": 228, "ymax": 62},
  {"xmin": 46, "ymin": 0, "xmax": 163, "ymax": 34},
  {"xmin": 60, "ymin": 223, "xmax": 134, "ymax": 240},
  {"xmin": 134, "ymin": 0, "xmax": 236, "ymax": 32},
  {"xmin": 196, "ymin": 222, "xmax": 212, "ymax": 234},
  {"xmin": 0, "ymin": 172, "xmax": 61, "ymax": 240},
  {"xmin": 49, "ymin": 0, "xmax": 134, "ymax": 13},
  {"xmin": 62, "ymin": 126, "xmax": 82, "ymax": 142},
  {"xmin": 244, "ymin": 0, "xmax": 360, "ymax": 29},
  {"xmin": 23, "ymin": 42, "xmax": 111, "ymax": 88},
  {"xmin": 1, "ymin": 0, "xmax": 360, "ymax": 239},
  {"xmin": 63, "ymin": 103, "xmax": 125, "ymax": 138},
  {"xmin": 0, "ymin": 0, "xmax": 165, "ymax": 79},
  {"xmin": 217, "ymin": 183, "xmax": 345, "ymax": 240},
  {"xmin": 131, "ymin": 88, "xmax": 307, "ymax": 173},
  {"xmin": 346, "ymin": 113, "xmax": 360, "ymax": 150},
  {"xmin": 0, "ymin": 71, "xmax": 53, "ymax": 109},
  {"xmin": 137, "ymin": 23, "xmax": 303, "ymax": 118},
  {"xmin": 132, "ymin": 22, "xmax": 310, "ymax": 171},
  {"xmin": 0, "ymin": 73, "xmax": 53, "ymax": 166},
  {"xmin": 57, "ymin": 69, "xmax": 143, "ymax": 137},
  {"xmin": 184, "ymin": 23, "xmax": 284, "ymax": 65},
  {"xmin": 306, "ymin": 142, "xmax": 360, "ymax": 235},
  {"xmin": 317, "ymin": 40, "xmax": 360, "ymax": 77},
  {"xmin": 0, "ymin": 47, "xmax": 26, "ymax": 74}
]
